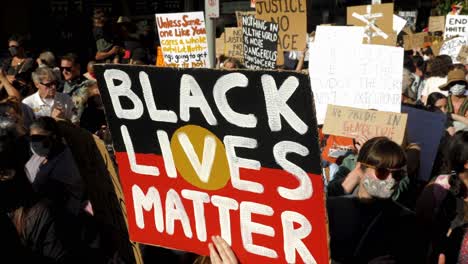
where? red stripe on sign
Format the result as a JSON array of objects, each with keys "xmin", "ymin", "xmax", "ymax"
[{"xmin": 116, "ymin": 152, "xmax": 329, "ymax": 264}]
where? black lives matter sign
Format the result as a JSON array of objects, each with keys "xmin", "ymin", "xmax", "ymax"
[
  {"xmin": 95, "ymin": 64, "xmax": 329, "ymax": 263},
  {"xmin": 243, "ymin": 16, "xmax": 279, "ymax": 69}
]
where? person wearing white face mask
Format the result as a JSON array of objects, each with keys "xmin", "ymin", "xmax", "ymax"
[
  {"xmin": 327, "ymin": 137, "xmax": 417, "ymax": 263},
  {"xmin": 439, "ymin": 68, "xmax": 468, "ymax": 119}
]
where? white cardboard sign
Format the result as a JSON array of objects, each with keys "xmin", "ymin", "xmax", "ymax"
[
  {"xmin": 315, "ymin": 26, "xmax": 365, "ymax": 45},
  {"xmin": 393, "ymin": 15, "xmax": 407, "ymax": 35},
  {"xmin": 309, "ymin": 44, "xmax": 403, "ymax": 124},
  {"xmin": 156, "ymin": 12, "xmax": 210, "ymax": 68},
  {"xmin": 439, "ymin": 36, "xmax": 468, "ymax": 63},
  {"xmin": 444, "ymin": 15, "xmax": 468, "ymax": 40}
]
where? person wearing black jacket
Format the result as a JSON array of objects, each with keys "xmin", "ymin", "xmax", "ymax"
[
  {"xmin": 327, "ymin": 137, "xmax": 417, "ymax": 263},
  {"xmin": 0, "ymin": 116, "xmax": 71, "ymax": 262}
]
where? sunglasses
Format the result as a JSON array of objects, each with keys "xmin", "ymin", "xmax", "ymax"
[
  {"xmin": 360, "ymin": 162, "xmax": 405, "ymax": 181},
  {"xmin": 30, "ymin": 134, "xmax": 50, "ymax": 142},
  {"xmin": 40, "ymin": 81, "xmax": 57, "ymax": 88},
  {"xmin": 60, "ymin": 66, "xmax": 72, "ymax": 72}
]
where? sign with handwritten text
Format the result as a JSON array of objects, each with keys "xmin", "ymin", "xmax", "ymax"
[
  {"xmin": 156, "ymin": 12, "xmax": 210, "ymax": 68},
  {"xmin": 314, "ymin": 25, "xmax": 365, "ymax": 45},
  {"xmin": 429, "ymin": 16, "xmax": 445, "ymax": 32},
  {"xmin": 95, "ymin": 64, "xmax": 329, "ymax": 264},
  {"xmin": 323, "ymin": 105, "xmax": 407, "ymax": 145},
  {"xmin": 309, "ymin": 44, "xmax": 403, "ymax": 124},
  {"xmin": 255, "ymin": 0, "xmax": 307, "ymax": 51},
  {"xmin": 444, "ymin": 15, "xmax": 468, "ymax": 40},
  {"xmin": 224, "ymin": 27, "xmax": 244, "ymax": 61},
  {"xmin": 439, "ymin": 36, "xmax": 467, "ymax": 63},
  {"xmin": 243, "ymin": 16, "xmax": 279, "ymax": 69}
]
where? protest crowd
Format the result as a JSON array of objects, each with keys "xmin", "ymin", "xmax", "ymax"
[{"xmin": 1, "ymin": 1, "xmax": 468, "ymax": 264}]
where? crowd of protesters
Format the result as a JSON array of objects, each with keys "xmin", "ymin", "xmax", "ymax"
[{"xmin": 0, "ymin": 8, "xmax": 467, "ymax": 264}]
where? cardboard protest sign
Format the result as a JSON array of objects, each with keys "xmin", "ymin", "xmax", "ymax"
[
  {"xmin": 236, "ymin": 11, "xmax": 256, "ymax": 27},
  {"xmin": 439, "ymin": 36, "xmax": 467, "ymax": 63},
  {"xmin": 243, "ymin": 16, "xmax": 279, "ymax": 69},
  {"xmin": 429, "ymin": 16, "xmax": 445, "ymax": 32},
  {"xmin": 224, "ymin": 27, "xmax": 243, "ymax": 61},
  {"xmin": 216, "ymin": 33, "xmax": 225, "ymax": 57},
  {"xmin": 255, "ymin": 0, "xmax": 307, "ymax": 51},
  {"xmin": 401, "ymin": 106, "xmax": 447, "ymax": 181},
  {"xmin": 393, "ymin": 15, "xmax": 407, "ymax": 35},
  {"xmin": 444, "ymin": 15, "xmax": 468, "ymax": 40},
  {"xmin": 314, "ymin": 25, "xmax": 365, "ymax": 45},
  {"xmin": 323, "ymin": 105, "xmax": 407, "ymax": 145},
  {"xmin": 403, "ymin": 32, "xmax": 429, "ymax": 50},
  {"xmin": 457, "ymin": 45, "xmax": 468, "ymax": 64},
  {"xmin": 309, "ymin": 44, "xmax": 403, "ymax": 124},
  {"xmin": 347, "ymin": 3, "xmax": 395, "ymax": 46},
  {"xmin": 156, "ymin": 12, "xmax": 209, "ymax": 68},
  {"xmin": 95, "ymin": 64, "xmax": 329, "ymax": 264}
]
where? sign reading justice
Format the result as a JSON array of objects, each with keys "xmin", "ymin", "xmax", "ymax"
[{"xmin": 95, "ymin": 65, "xmax": 329, "ymax": 264}]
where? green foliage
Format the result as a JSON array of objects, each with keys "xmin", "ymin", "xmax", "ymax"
[{"xmin": 435, "ymin": 0, "xmax": 468, "ymax": 15}]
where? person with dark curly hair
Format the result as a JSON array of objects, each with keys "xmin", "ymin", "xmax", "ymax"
[{"xmin": 421, "ymin": 55, "xmax": 453, "ymax": 104}]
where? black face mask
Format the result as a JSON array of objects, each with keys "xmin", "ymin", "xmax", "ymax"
[
  {"xmin": 30, "ymin": 135, "xmax": 53, "ymax": 157},
  {"xmin": 93, "ymin": 27, "xmax": 104, "ymax": 40},
  {"xmin": 8, "ymin": 47, "xmax": 18, "ymax": 57}
]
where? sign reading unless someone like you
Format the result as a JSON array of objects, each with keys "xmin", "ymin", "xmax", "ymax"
[
  {"xmin": 156, "ymin": 12, "xmax": 209, "ymax": 68},
  {"xmin": 95, "ymin": 64, "xmax": 329, "ymax": 264}
]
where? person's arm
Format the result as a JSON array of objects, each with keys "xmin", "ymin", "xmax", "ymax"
[
  {"xmin": 451, "ymin": 113, "xmax": 468, "ymax": 125},
  {"xmin": 327, "ymin": 164, "xmax": 363, "ymax": 197},
  {"xmin": 0, "ymin": 70, "xmax": 21, "ymax": 99},
  {"xmin": 340, "ymin": 164, "xmax": 363, "ymax": 194},
  {"xmin": 95, "ymin": 46, "xmax": 120, "ymax": 61},
  {"xmin": 295, "ymin": 50, "xmax": 306, "ymax": 72}
]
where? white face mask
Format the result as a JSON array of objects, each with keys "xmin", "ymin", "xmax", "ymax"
[
  {"xmin": 450, "ymin": 84, "xmax": 466, "ymax": 96},
  {"xmin": 423, "ymin": 55, "xmax": 430, "ymax": 61},
  {"xmin": 362, "ymin": 174, "xmax": 396, "ymax": 199}
]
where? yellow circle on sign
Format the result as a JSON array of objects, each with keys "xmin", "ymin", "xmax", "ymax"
[{"xmin": 171, "ymin": 125, "xmax": 230, "ymax": 190}]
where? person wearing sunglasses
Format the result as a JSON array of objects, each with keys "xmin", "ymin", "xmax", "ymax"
[
  {"xmin": 60, "ymin": 53, "xmax": 95, "ymax": 124},
  {"xmin": 327, "ymin": 137, "xmax": 417, "ymax": 263},
  {"xmin": 327, "ymin": 135, "xmax": 420, "ymax": 208},
  {"xmin": 22, "ymin": 67, "xmax": 77, "ymax": 123}
]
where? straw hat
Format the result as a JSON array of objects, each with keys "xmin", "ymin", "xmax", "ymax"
[{"xmin": 439, "ymin": 68, "xmax": 467, "ymax": 91}]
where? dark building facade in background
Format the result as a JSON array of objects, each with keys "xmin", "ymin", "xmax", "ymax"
[{"xmin": 0, "ymin": 0, "xmax": 433, "ymax": 63}]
